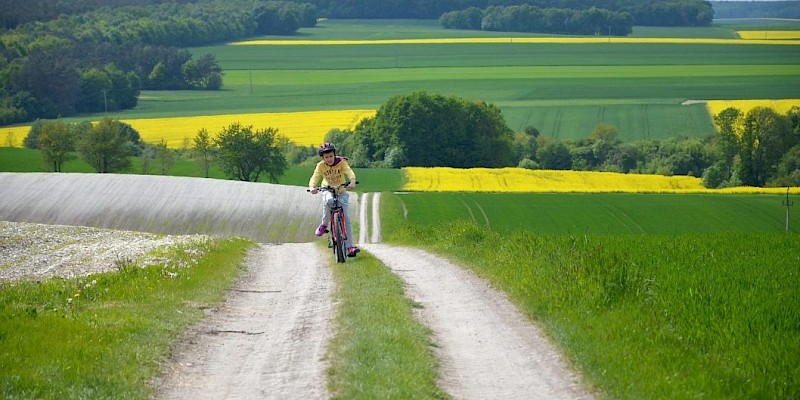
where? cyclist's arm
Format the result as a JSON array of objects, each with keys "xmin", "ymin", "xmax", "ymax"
[
  {"xmin": 308, "ymin": 162, "xmax": 323, "ymax": 189},
  {"xmin": 342, "ymin": 161, "xmax": 357, "ymax": 188}
]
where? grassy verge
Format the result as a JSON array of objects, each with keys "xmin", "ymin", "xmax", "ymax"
[
  {"xmin": 386, "ymin": 220, "xmax": 799, "ymax": 399},
  {"xmin": 324, "ymin": 245, "xmax": 446, "ymax": 399},
  {"xmin": 0, "ymin": 237, "xmax": 253, "ymax": 399}
]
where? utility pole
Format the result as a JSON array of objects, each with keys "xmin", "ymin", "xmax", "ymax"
[{"xmin": 783, "ymin": 187, "xmax": 793, "ymax": 233}]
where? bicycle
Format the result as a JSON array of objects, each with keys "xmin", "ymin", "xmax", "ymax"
[{"xmin": 308, "ymin": 182, "xmax": 358, "ymax": 263}]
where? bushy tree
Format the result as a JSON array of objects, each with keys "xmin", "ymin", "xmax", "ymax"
[
  {"xmin": 440, "ymin": 7, "xmax": 483, "ymax": 30},
  {"xmin": 192, "ymin": 128, "xmax": 215, "ymax": 178},
  {"xmin": 37, "ymin": 119, "xmax": 78, "ymax": 172},
  {"xmin": 214, "ymin": 123, "xmax": 287, "ymax": 182},
  {"xmin": 353, "ymin": 91, "xmax": 515, "ymax": 168},
  {"xmin": 537, "ymin": 140, "xmax": 572, "ymax": 170},
  {"xmin": 254, "ymin": 2, "xmax": 303, "ymax": 35},
  {"xmin": 79, "ymin": 117, "xmax": 137, "ymax": 173}
]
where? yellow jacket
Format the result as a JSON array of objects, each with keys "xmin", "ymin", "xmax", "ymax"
[{"xmin": 309, "ymin": 157, "xmax": 356, "ymax": 192}]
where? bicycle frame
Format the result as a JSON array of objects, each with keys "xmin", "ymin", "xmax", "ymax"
[{"xmin": 310, "ymin": 183, "xmax": 353, "ymax": 263}]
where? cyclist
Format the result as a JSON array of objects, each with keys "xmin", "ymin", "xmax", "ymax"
[{"xmin": 308, "ymin": 142, "xmax": 360, "ymax": 257}]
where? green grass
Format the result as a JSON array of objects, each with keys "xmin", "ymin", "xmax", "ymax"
[
  {"xmin": 385, "ymin": 221, "xmax": 800, "ymax": 399},
  {"xmin": 0, "ymin": 237, "xmax": 253, "ymax": 399},
  {"xmin": 388, "ymin": 192, "xmax": 799, "ymax": 235},
  {"xmin": 324, "ymin": 244, "xmax": 445, "ymax": 399}
]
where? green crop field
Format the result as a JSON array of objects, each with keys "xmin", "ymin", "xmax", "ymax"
[
  {"xmin": 385, "ymin": 191, "xmax": 798, "ymax": 235},
  {"xmin": 79, "ymin": 18, "xmax": 795, "ymax": 144}
]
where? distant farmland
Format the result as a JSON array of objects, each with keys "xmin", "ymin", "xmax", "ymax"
[{"xmin": 1, "ymin": 19, "xmax": 798, "ymax": 147}]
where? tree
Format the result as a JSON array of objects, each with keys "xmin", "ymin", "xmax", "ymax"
[
  {"xmin": 77, "ymin": 68, "xmax": 112, "ymax": 113},
  {"xmin": 355, "ymin": 91, "xmax": 515, "ymax": 167},
  {"xmin": 537, "ymin": 140, "xmax": 572, "ymax": 170},
  {"xmin": 254, "ymin": 2, "xmax": 302, "ymax": 35},
  {"xmin": 78, "ymin": 117, "xmax": 136, "ymax": 173},
  {"xmin": 712, "ymin": 107, "xmax": 742, "ymax": 172},
  {"xmin": 192, "ymin": 128, "xmax": 215, "ymax": 178},
  {"xmin": 214, "ymin": 123, "xmax": 287, "ymax": 182},
  {"xmin": 155, "ymin": 139, "xmax": 175, "ymax": 175},
  {"xmin": 738, "ymin": 107, "xmax": 790, "ymax": 186},
  {"xmin": 182, "ymin": 54, "xmax": 222, "ymax": 90},
  {"xmin": 37, "ymin": 119, "xmax": 77, "ymax": 172},
  {"xmin": 773, "ymin": 145, "xmax": 800, "ymax": 186}
]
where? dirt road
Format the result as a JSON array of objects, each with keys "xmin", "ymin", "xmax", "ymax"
[
  {"xmin": 156, "ymin": 191, "xmax": 591, "ymax": 399},
  {"xmin": 155, "ymin": 243, "xmax": 333, "ymax": 400}
]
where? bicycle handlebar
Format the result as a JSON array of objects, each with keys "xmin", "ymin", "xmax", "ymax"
[{"xmin": 307, "ymin": 181, "xmax": 359, "ymax": 193}]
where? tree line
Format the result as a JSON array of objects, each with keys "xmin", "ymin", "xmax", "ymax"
[
  {"xmin": 441, "ymin": 5, "xmax": 634, "ymax": 35},
  {"xmin": 314, "ymin": 92, "xmax": 800, "ymax": 188},
  {"xmin": 710, "ymin": 0, "xmax": 800, "ymax": 19},
  {"xmin": 299, "ymin": 0, "xmax": 712, "ymax": 26},
  {"xmin": 512, "ymin": 106, "xmax": 800, "ymax": 188},
  {"xmin": 23, "ymin": 117, "xmax": 288, "ymax": 182},
  {"xmin": 0, "ymin": 1, "xmax": 317, "ymax": 125}
]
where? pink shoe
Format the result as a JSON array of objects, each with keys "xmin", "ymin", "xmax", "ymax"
[
  {"xmin": 347, "ymin": 247, "xmax": 360, "ymax": 257},
  {"xmin": 315, "ymin": 224, "xmax": 327, "ymax": 236}
]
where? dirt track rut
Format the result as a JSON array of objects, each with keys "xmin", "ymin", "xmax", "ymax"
[
  {"xmin": 156, "ymin": 243, "xmax": 333, "ymax": 400},
  {"xmin": 364, "ymin": 244, "xmax": 593, "ymax": 400}
]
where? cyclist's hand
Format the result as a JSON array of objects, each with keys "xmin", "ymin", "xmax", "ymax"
[
  {"xmin": 310, "ymin": 187, "xmax": 318, "ymax": 194},
  {"xmin": 347, "ymin": 181, "xmax": 356, "ymax": 190}
]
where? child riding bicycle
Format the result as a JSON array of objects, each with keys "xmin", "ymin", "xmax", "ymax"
[{"xmin": 308, "ymin": 143, "xmax": 359, "ymax": 257}]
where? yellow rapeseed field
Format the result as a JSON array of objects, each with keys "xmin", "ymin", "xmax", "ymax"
[
  {"xmin": 0, "ymin": 125, "xmax": 29, "ymax": 147},
  {"xmin": 0, "ymin": 109, "xmax": 376, "ymax": 149},
  {"xmin": 737, "ymin": 30, "xmax": 800, "ymax": 40},
  {"xmin": 402, "ymin": 167, "xmax": 800, "ymax": 194},
  {"xmin": 706, "ymin": 99, "xmax": 800, "ymax": 118},
  {"xmin": 232, "ymin": 37, "xmax": 800, "ymax": 46}
]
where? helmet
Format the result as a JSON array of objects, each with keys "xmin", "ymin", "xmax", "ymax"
[{"xmin": 318, "ymin": 142, "xmax": 336, "ymax": 156}]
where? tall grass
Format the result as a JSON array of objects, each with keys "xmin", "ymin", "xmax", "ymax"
[
  {"xmin": 387, "ymin": 220, "xmax": 800, "ymax": 399},
  {"xmin": 325, "ymin": 246, "xmax": 445, "ymax": 399},
  {"xmin": 0, "ymin": 238, "xmax": 252, "ymax": 399}
]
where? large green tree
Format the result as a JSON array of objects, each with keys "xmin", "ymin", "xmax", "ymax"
[
  {"xmin": 37, "ymin": 120, "xmax": 79, "ymax": 172},
  {"xmin": 78, "ymin": 117, "xmax": 137, "ymax": 173},
  {"xmin": 214, "ymin": 123, "xmax": 287, "ymax": 182},
  {"xmin": 353, "ymin": 91, "xmax": 515, "ymax": 168}
]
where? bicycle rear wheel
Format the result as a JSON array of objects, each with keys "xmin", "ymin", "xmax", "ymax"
[{"xmin": 333, "ymin": 212, "xmax": 347, "ymax": 263}]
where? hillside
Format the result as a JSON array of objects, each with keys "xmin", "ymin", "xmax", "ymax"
[{"xmin": 0, "ymin": 173, "xmax": 330, "ymax": 243}]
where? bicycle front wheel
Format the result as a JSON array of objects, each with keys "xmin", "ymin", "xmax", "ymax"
[{"xmin": 333, "ymin": 212, "xmax": 347, "ymax": 263}]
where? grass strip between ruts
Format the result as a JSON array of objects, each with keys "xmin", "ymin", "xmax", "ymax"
[{"xmin": 324, "ymin": 243, "xmax": 446, "ymax": 399}]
